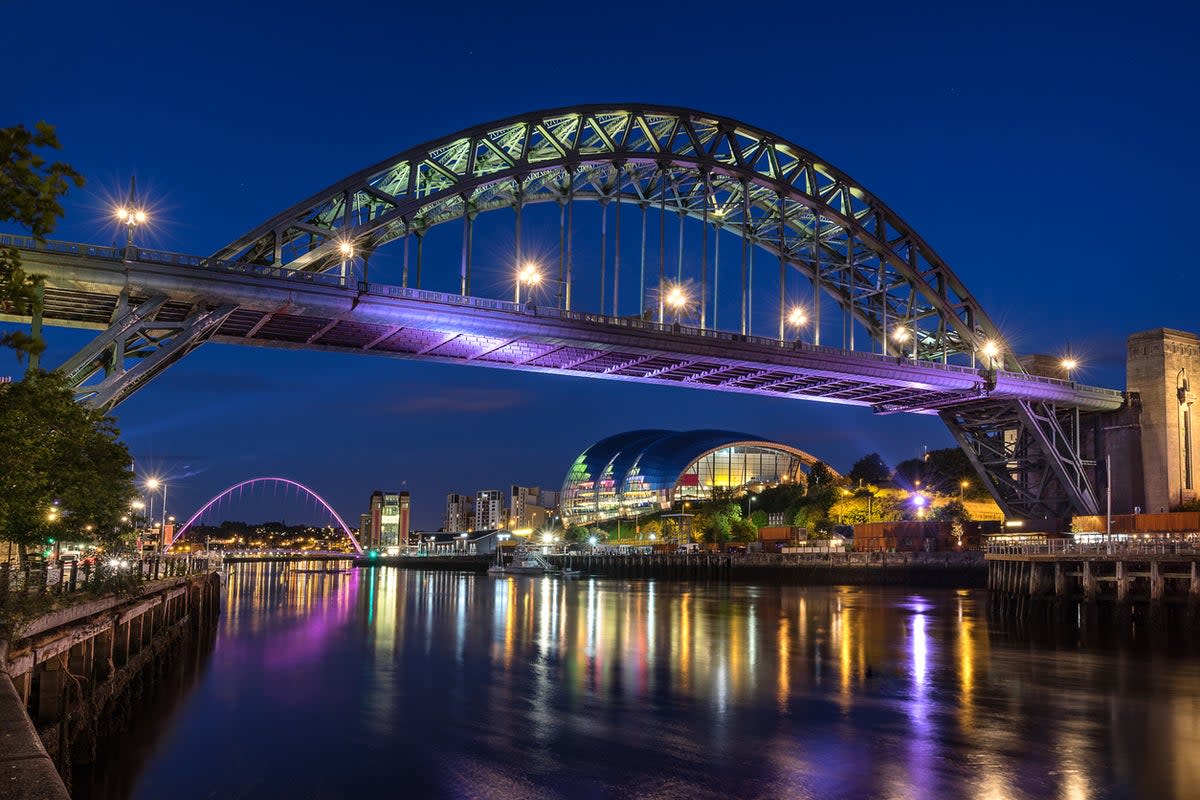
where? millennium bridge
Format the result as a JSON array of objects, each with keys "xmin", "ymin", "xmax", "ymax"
[{"xmin": 0, "ymin": 104, "xmax": 1124, "ymax": 522}]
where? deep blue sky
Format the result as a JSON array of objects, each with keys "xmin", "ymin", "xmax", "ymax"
[{"xmin": 4, "ymin": 1, "xmax": 1196, "ymax": 530}]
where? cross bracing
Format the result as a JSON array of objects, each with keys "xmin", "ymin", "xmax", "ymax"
[{"xmin": 214, "ymin": 105, "xmax": 1004, "ymax": 370}]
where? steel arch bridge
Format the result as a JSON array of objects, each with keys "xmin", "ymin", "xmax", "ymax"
[
  {"xmin": 166, "ymin": 477, "xmax": 362, "ymax": 554},
  {"xmin": 216, "ymin": 104, "xmax": 1004, "ymax": 367},
  {"xmin": 0, "ymin": 104, "xmax": 1127, "ymax": 522}
]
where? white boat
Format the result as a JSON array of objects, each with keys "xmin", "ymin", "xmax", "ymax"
[{"xmin": 488, "ymin": 547, "xmax": 552, "ymax": 575}]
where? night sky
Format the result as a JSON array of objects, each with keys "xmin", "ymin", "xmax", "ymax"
[{"xmin": 4, "ymin": 1, "xmax": 1196, "ymax": 530}]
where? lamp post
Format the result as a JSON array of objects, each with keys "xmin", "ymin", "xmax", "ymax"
[
  {"xmin": 1061, "ymin": 356, "xmax": 1078, "ymax": 383},
  {"xmin": 980, "ymin": 340, "xmax": 1001, "ymax": 370},
  {"xmin": 338, "ymin": 241, "xmax": 354, "ymax": 287},
  {"xmin": 960, "ymin": 480, "xmax": 969, "ymax": 502},
  {"xmin": 145, "ymin": 478, "xmax": 167, "ymax": 550},
  {"xmin": 666, "ymin": 285, "xmax": 688, "ymax": 324},
  {"xmin": 114, "ymin": 177, "xmax": 148, "ymax": 253},
  {"xmin": 786, "ymin": 306, "xmax": 807, "ymax": 344},
  {"xmin": 515, "ymin": 262, "xmax": 542, "ymax": 304}
]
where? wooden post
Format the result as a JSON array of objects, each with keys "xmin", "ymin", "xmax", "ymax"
[
  {"xmin": 1054, "ymin": 561, "xmax": 1066, "ymax": 597},
  {"xmin": 1150, "ymin": 560, "xmax": 1165, "ymax": 604},
  {"xmin": 36, "ymin": 655, "xmax": 65, "ymax": 724},
  {"xmin": 1083, "ymin": 561, "xmax": 1097, "ymax": 602},
  {"xmin": 94, "ymin": 625, "xmax": 114, "ymax": 680},
  {"xmin": 1116, "ymin": 560, "xmax": 1129, "ymax": 603}
]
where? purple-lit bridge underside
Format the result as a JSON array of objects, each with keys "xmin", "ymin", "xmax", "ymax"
[{"xmin": 5, "ymin": 240, "xmax": 1123, "ymax": 416}]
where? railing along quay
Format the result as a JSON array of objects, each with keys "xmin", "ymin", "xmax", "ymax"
[
  {"xmin": 549, "ymin": 550, "xmax": 985, "ymax": 585},
  {"xmin": 0, "ymin": 556, "xmax": 218, "ymax": 608},
  {"xmin": 985, "ymin": 544, "xmax": 1200, "ymax": 609}
]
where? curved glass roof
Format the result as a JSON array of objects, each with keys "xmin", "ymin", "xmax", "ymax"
[{"xmin": 562, "ymin": 429, "xmax": 828, "ymax": 523}]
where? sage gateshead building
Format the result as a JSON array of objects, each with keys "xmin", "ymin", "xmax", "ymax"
[{"xmin": 561, "ymin": 429, "xmax": 828, "ymax": 526}]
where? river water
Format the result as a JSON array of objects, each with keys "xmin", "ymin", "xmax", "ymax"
[{"xmin": 82, "ymin": 561, "xmax": 1200, "ymax": 800}]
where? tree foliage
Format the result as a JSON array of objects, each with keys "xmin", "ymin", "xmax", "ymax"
[
  {"xmin": 806, "ymin": 461, "xmax": 835, "ymax": 493},
  {"xmin": 848, "ymin": 452, "xmax": 890, "ymax": 486},
  {"xmin": 894, "ymin": 447, "xmax": 986, "ymax": 498},
  {"xmin": 0, "ymin": 372, "xmax": 136, "ymax": 554},
  {"xmin": 0, "ymin": 122, "xmax": 85, "ymax": 360}
]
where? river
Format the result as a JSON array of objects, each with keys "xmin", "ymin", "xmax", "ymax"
[{"xmin": 80, "ymin": 561, "xmax": 1200, "ymax": 800}]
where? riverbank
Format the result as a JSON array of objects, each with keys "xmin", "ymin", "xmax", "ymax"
[
  {"xmin": 1, "ymin": 568, "xmax": 220, "ymax": 798},
  {"xmin": 358, "ymin": 551, "xmax": 987, "ymax": 588}
]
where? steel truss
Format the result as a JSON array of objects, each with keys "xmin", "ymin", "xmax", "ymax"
[
  {"xmin": 214, "ymin": 104, "xmax": 1011, "ymax": 369},
  {"xmin": 940, "ymin": 399, "xmax": 1099, "ymax": 520},
  {"xmin": 57, "ymin": 291, "xmax": 236, "ymax": 413}
]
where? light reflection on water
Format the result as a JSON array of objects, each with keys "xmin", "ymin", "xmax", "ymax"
[{"xmin": 112, "ymin": 562, "xmax": 1200, "ymax": 800}]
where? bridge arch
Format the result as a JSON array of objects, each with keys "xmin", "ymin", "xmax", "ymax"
[
  {"xmin": 166, "ymin": 477, "xmax": 362, "ymax": 554},
  {"xmin": 216, "ymin": 104, "xmax": 1013, "ymax": 370}
]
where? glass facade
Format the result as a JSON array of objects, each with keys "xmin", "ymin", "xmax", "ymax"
[{"xmin": 561, "ymin": 430, "xmax": 824, "ymax": 526}]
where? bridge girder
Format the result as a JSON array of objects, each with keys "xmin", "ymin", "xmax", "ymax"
[{"xmin": 214, "ymin": 105, "xmax": 1010, "ymax": 370}]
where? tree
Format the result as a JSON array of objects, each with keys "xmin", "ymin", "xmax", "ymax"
[
  {"xmin": 895, "ymin": 448, "xmax": 983, "ymax": 497},
  {"xmin": 806, "ymin": 462, "xmax": 835, "ymax": 493},
  {"xmin": 0, "ymin": 372, "xmax": 136, "ymax": 560},
  {"xmin": 932, "ymin": 500, "xmax": 971, "ymax": 523},
  {"xmin": 749, "ymin": 509, "xmax": 768, "ymax": 529},
  {"xmin": 848, "ymin": 453, "xmax": 890, "ymax": 486},
  {"xmin": 730, "ymin": 517, "xmax": 757, "ymax": 543},
  {"xmin": 1, "ymin": 123, "xmax": 84, "ymax": 361}
]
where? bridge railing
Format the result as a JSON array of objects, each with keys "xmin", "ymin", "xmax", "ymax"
[{"xmin": 3, "ymin": 234, "xmax": 348, "ymax": 289}]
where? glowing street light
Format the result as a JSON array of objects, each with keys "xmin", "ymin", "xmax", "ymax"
[
  {"xmin": 960, "ymin": 480, "xmax": 969, "ymax": 501},
  {"xmin": 144, "ymin": 477, "xmax": 168, "ymax": 549},
  {"xmin": 785, "ymin": 306, "xmax": 807, "ymax": 342},
  {"xmin": 114, "ymin": 177, "xmax": 148, "ymax": 249},
  {"xmin": 515, "ymin": 262, "xmax": 542, "ymax": 304},
  {"xmin": 980, "ymin": 339, "xmax": 1001, "ymax": 368},
  {"xmin": 1061, "ymin": 356, "xmax": 1079, "ymax": 381},
  {"xmin": 665, "ymin": 285, "xmax": 688, "ymax": 323}
]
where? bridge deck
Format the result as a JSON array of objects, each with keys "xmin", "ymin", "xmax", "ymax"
[{"xmin": 1, "ymin": 236, "xmax": 1124, "ymax": 414}]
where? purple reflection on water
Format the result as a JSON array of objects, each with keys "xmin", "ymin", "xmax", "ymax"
[{"xmin": 85, "ymin": 567, "xmax": 1200, "ymax": 800}]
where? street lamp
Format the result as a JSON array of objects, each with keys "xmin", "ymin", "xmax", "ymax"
[
  {"xmin": 515, "ymin": 262, "xmax": 542, "ymax": 304},
  {"xmin": 114, "ymin": 177, "xmax": 148, "ymax": 250},
  {"xmin": 144, "ymin": 477, "xmax": 167, "ymax": 547},
  {"xmin": 1061, "ymin": 356, "xmax": 1078, "ymax": 382},
  {"xmin": 960, "ymin": 480, "xmax": 969, "ymax": 501},
  {"xmin": 665, "ymin": 285, "xmax": 688, "ymax": 323},
  {"xmin": 337, "ymin": 240, "xmax": 355, "ymax": 286},
  {"xmin": 786, "ymin": 306, "xmax": 807, "ymax": 343},
  {"xmin": 980, "ymin": 339, "xmax": 1001, "ymax": 369}
]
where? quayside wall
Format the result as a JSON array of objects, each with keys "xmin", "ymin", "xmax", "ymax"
[
  {"xmin": 360, "ymin": 552, "xmax": 986, "ymax": 588},
  {"xmin": 0, "ymin": 567, "xmax": 221, "ymax": 798}
]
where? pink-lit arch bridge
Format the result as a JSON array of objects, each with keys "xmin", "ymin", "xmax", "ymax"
[{"xmin": 166, "ymin": 477, "xmax": 363, "ymax": 554}]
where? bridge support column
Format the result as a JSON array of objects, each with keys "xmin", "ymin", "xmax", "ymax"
[
  {"xmin": 1055, "ymin": 562, "xmax": 1067, "ymax": 597},
  {"xmin": 1116, "ymin": 561, "xmax": 1129, "ymax": 603}
]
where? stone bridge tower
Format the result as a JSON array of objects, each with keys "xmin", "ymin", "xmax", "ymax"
[{"xmin": 1126, "ymin": 328, "xmax": 1200, "ymax": 513}]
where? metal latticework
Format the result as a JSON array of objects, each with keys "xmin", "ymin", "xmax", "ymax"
[
  {"xmin": 941, "ymin": 399, "xmax": 1099, "ymax": 520},
  {"xmin": 215, "ymin": 105, "xmax": 1012, "ymax": 369}
]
